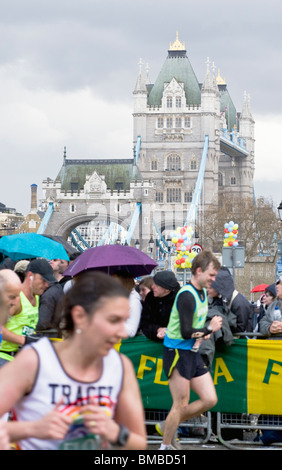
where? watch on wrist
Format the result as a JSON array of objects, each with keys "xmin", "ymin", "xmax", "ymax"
[
  {"xmin": 207, "ymin": 324, "xmax": 213, "ymax": 332},
  {"xmin": 112, "ymin": 424, "xmax": 130, "ymax": 446}
]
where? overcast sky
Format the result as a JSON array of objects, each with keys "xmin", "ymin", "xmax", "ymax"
[{"xmin": 0, "ymin": 0, "xmax": 281, "ymax": 216}]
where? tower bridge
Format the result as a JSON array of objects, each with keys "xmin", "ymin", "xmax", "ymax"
[{"xmin": 39, "ymin": 34, "xmax": 254, "ymax": 252}]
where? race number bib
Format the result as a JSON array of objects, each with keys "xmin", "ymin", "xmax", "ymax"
[{"xmin": 59, "ymin": 416, "xmax": 110, "ymax": 450}]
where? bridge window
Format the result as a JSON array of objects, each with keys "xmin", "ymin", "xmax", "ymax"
[
  {"xmin": 218, "ymin": 172, "xmax": 223, "ymax": 186},
  {"xmin": 166, "ymin": 117, "xmax": 173, "ymax": 128},
  {"xmin": 167, "ymin": 154, "xmax": 181, "ymax": 171},
  {"xmin": 176, "ymin": 96, "xmax": 181, "ymax": 108},
  {"xmin": 70, "ymin": 204, "xmax": 76, "ymax": 213},
  {"xmin": 156, "ymin": 192, "xmax": 163, "ymax": 203},
  {"xmin": 175, "ymin": 117, "xmax": 182, "ymax": 128},
  {"xmin": 231, "ymin": 176, "xmax": 236, "ymax": 185},
  {"xmin": 151, "ymin": 160, "xmax": 158, "ymax": 170},
  {"xmin": 70, "ymin": 182, "xmax": 78, "ymax": 192},
  {"xmin": 190, "ymin": 159, "xmax": 197, "ymax": 170},
  {"xmin": 115, "ymin": 182, "xmax": 123, "ymax": 191},
  {"xmin": 167, "ymin": 188, "xmax": 181, "ymax": 203},
  {"xmin": 167, "ymin": 97, "xmax": 172, "ymax": 108},
  {"xmin": 184, "ymin": 191, "xmax": 193, "ymax": 203},
  {"xmin": 185, "ymin": 117, "xmax": 191, "ymax": 128},
  {"xmin": 157, "ymin": 118, "xmax": 163, "ymax": 128}
]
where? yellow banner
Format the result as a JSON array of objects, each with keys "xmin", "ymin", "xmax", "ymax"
[{"xmin": 248, "ymin": 339, "xmax": 282, "ymax": 414}]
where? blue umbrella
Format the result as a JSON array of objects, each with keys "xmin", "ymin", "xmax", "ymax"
[{"xmin": 0, "ymin": 233, "xmax": 69, "ymax": 261}]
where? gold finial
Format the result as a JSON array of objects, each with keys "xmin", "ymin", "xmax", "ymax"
[
  {"xmin": 216, "ymin": 68, "xmax": 226, "ymax": 85},
  {"xmin": 169, "ymin": 31, "xmax": 185, "ymax": 51}
]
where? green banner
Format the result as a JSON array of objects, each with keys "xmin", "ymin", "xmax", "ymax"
[{"xmin": 117, "ymin": 335, "xmax": 254, "ymax": 414}]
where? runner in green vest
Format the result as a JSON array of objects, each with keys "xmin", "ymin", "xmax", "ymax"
[
  {"xmin": 0, "ymin": 259, "xmax": 56, "ymax": 366},
  {"xmin": 0, "ymin": 291, "xmax": 39, "ymax": 362},
  {"xmin": 159, "ymin": 250, "xmax": 223, "ymax": 450}
]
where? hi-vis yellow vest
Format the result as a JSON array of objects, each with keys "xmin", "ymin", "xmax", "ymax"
[
  {"xmin": 0, "ymin": 292, "xmax": 39, "ymax": 361},
  {"xmin": 164, "ymin": 284, "xmax": 208, "ymax": 350}
]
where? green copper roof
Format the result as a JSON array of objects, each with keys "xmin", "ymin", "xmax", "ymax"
[
  {"xmin": 147, "ymin": 50, "xmax": 201, "ymax": 106},
  {"xmin": 55, "ymin": 159, "xmax": 142, "ymax": 192},
  {"xmin": 218, "ymin": 84, "xmax": 237, "ymax": 132}
]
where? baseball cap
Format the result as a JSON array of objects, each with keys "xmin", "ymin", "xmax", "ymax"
[
  {"xmin": 26, "ymin": 259, "xmax": 56, "ymax": 283},
  {"xmin": 14, "ymin": 260, "xmax": 30, "ymax": 274}
]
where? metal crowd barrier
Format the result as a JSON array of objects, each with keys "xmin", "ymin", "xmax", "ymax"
[
  {"xmin": 216, "ymin": 413, "xmax": 282, "ymax": 450},
  {"xmin": 146, "ymin": 410, "xmax": 282, "ymax": 450},
  {"xmin": 143, "ymin": 332, "xmax": 282, "ymax": 450},
  {"xmin": 145, "ymin": 410, "xmax": 213, "ymax": 446}
]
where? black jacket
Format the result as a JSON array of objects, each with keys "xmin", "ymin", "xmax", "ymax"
[
  {"xmin": 140, "ymin": 289, "xmax": 179, "ymax": 342},
  {"xmin": 36, "ymin": 282, "xmax": 64, "ymax": 331}
]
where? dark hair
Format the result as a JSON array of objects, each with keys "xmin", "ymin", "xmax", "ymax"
[
  {"xmin": 191, "ymin": 250, "xmax": 221, "ymax": 275},
  {"xmin": 58, "ymin": 271, "xmax": 129, "ymax": 336},
  {"xmin": 69, "ymin": 252, "xmax": 81, "ymax": 261},
  {"xmin": 112, "ymin": 270, "xmax": 135, "ymax": 294}
]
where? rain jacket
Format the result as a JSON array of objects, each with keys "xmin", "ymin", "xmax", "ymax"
[
  {"xmin": 259, "ymin": 298, "xmax": 282, "ymax": 338},
  {"xmin": 210, "ymin": 269, "xmax": 251, "ymax": 333},
  {"xmin": 199, "ymin": 301, "xmax": 236, "ymax": 367}
]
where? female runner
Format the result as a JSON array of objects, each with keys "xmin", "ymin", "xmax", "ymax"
[{"xmin": 0, "ymin": 271, "xmax": 147, "ymax": 450}]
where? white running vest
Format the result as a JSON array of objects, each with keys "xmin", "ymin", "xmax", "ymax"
[{"xmin": 13, "ymin": 337, "xmax": 124, "ymax": 450}]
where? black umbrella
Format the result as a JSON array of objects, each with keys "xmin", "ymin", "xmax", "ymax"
[{"xmin": 43, "ymin": 234, "xmax": 79, "ymax": 256}]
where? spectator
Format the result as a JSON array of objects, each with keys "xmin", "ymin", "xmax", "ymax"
[
  {"xmin": 61, "ymin": 252, "xmax": 81, "ymax": 293},
  {"xmin": 0, "ymin": 257, "xmax": 15, "ymax": 271},
  {"xmin": 259, "ymin": 278, "xmax": 282, "ymax": 338},
  {"xmin": 36, "ymin": 261, "xmax": 64, "ymax": 334},
  {"xmin": 256, "ymin": 284, "xmax": 276, "ymax": 332},
  {"xmin": 208, "ymin": 268, "xmax": 251, "ymax": 333},
  {"xmin": 138, "ymin": 276, "xmax": 153, "ymax": 302},
  {"xmin": 49, "ymin": 258, "xmax": 71, "ymax": 288},
  {"xmin": 140, "ymin": 271, "xmax": 180, "ymax": 342},
  {"xmin": 112, "ymin": 271, "xmax": 142, "ymax": 338},
  {"xmin": 14, "ymin": 260, "xmax": 29, "ymax": 283}
]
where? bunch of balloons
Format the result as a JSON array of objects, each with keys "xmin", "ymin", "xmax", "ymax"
[
  {"xmin": 170, "ymin": 225, "xmax": 197, "ymax": 269},
  {"xmin": 223, "ymin": 221, "xmax": 239, "ymax": 247}
]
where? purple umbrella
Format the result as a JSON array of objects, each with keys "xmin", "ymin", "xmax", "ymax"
[{"xmin": 63, "ymin": 244, "xmax": 157, "ymax": 278}]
